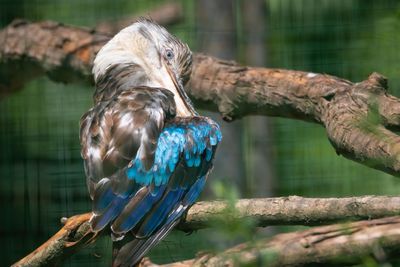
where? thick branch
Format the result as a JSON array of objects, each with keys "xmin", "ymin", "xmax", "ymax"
[
  {"xmin": 13, "ymin": 196, "xmax": 400, "ymax": 266},
  {"xmin": 155, "ymin": 216, "xmax": 400, "ymax": 267},
  {"xmin": 179, "ymin": 195, "xmax": 400, "ymax": 231},
  {"xmin": 95, "ymin": 3, "xmax": 183, "ymax": 34},
  {"xmin": 2, "ymin": 20, "xmax": 400, "ymax": 176}
]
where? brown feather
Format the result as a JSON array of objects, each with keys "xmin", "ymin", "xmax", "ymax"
[{"xmin": 80, "ymin": 87, "xmax": 176, "ymax": 199}]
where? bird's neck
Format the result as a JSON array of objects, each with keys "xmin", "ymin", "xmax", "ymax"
[{"xmin": 94, "ymin": 63, "xmax": 147, "ymax": 103}]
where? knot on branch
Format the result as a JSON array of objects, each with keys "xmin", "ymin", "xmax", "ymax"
[
  {"xmin": 352, "ymin": 73, "xmax": 388, "ymax": 97},
  {"xmin": 9, "ymin": 19, "xmax": 30, "ymax": 28},
  {"xmin": 368, "ymin": 72, "xmax": 388, "ymax": 90},
  {"xmin": 354, "ymin": 72, "xmax": 388, "ymax": 94}
]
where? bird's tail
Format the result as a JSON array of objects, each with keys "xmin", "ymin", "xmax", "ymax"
[{"xmin": 112, "ymin": 220, "xmax": 179, "ymax": 267}]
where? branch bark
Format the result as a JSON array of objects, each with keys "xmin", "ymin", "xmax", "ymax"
[
  {"xmin": 12, "ymin": 213, "xmax": 94, "ymax": 267},
  {"xmin": 94, "ymin": 3, "xmax": 183, "ymax": 34},
  {"xmin": 1, "ymin": 20, "xmax": 400, "ymax": 177},
  {"xmin": 12, "ymin": 196, "xmax": 400, "ymax": 266},
  {"xmin": 154, "ymin": 216, "xmax": 400, "ymax": 267}
]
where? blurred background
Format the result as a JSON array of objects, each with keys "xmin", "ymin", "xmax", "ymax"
[{"xmin": 1, "ymin": 0, "xmax": 400, "ymax": 266}]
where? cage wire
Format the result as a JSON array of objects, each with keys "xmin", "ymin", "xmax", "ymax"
[{"xmin": 1, "ymin": 0, "xmax": 400, "ymax": 266}]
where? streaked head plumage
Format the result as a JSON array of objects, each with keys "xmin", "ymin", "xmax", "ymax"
[{"xmin": 93, "ymin": 18, "xmax": 192, "ymax": 87}]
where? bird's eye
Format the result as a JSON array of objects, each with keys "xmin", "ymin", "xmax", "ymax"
[{"xmin": 165, "ymin": 49, "xmax": 174, "ymax": 60}]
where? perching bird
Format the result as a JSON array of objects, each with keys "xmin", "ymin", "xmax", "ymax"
[{"xmin": 79, "ymin": 19, "xmax": 221, "ymax": 266}]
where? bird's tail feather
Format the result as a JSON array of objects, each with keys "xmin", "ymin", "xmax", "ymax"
[{"xmin": 112, "ymin": 220, "xmax": 180, "ymax": 267}]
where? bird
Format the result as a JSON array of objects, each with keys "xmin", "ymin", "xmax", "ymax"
[{"xmin": 79, "ymin": 18, "xmax": 222, "ymax": 266}]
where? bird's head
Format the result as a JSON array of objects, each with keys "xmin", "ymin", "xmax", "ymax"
[{"xmin": 93, "ymin": 18, "xmax": 195, "ymax": 116}]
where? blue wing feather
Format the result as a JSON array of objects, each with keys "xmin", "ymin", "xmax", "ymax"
[
  {"xmin": 91, "ymin": 196, "xmax": 130, "ymax": 231},
  {"xmin": 136, "ymin": 189, "xmax": 185, "ymax": 237},
  {"xmin": 92, "ymin": 178, "xmax": 115, "ymax": 213},
  {"xmin": 126, "ymin": 118, "xmax": 221, "ymax": 187},
  {"xmin": 111, "ymin": 185, "xmax": 167, "ymax": 234},
  {"xmin": 182, "ymin": 175, "xmax": 207, "ymax": 206},
  {"xmin": 164, "ymin": 175, "xmax": 207, "ymax": 226}
]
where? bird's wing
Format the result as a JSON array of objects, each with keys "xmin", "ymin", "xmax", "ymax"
[
  {"xmin": 112, "ymin": 117, "xmax": 222, "ymax": 267},
  {"xmin": 111, "ymin": 117, "xmax": 221, "ymax": 236}
]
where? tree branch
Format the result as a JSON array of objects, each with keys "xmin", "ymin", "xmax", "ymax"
[
  {"xmin": 152, "ymin": 216, "xmax": 400, "ymax": 267},
  {"xmin": 12, "ymin": 196, "xmax": 400, "ymax": 266},
  {"xmin": 1, "ymin": 20, "xmax": 400, "ymax": 176},
  {"xmin": 178, "ymin": 195, "xmax": 400, "ymax": 231},
  {"xmin": 12, "ymin": 213, "xmax": 94, "ymax": 267},
  {"xmin": 94, "ymin": 2, "xmax": 183, "ymax": 34}
]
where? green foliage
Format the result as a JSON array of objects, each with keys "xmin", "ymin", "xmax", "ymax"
[
  {"xmin": 210, "ymin": 180, "xmax": 257, "ymax": 243},
  {"xmin": 357, "ymin": 95, "xmax": 383, "ymax": 137}
]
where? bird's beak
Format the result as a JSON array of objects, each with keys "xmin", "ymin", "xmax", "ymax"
[{"xmin": 165, "ymin": 64, "xmax": 197, "ymax": 116}]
